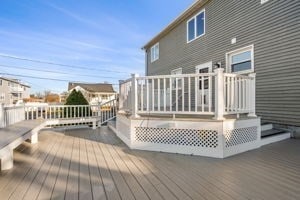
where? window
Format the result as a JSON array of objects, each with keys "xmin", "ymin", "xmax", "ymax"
[
  {"xmin": 102, "ymin": 95, "xmax": 108, "ymax": 100},
  {"xmin": 187, "ymin": 10, "xmax": 205, "ymax": 42},
  {"xmin": 227, "ymin": 45, "xmax": 254, "ymax": 74},
  {"xmin": 0, "ymin": 93, "xmax": 5, "ymax": 100},
  {"xmin": 171, "ymin": 68, "xmax": 183, "ymax": 90},
  {"xmin": 0, "ymin": 80, "xmax": 2, "ymax": 86},
  {"xmin": 150, "ymin": 43, "xmax": 159, "ymax": 62},
  {"xmin": 199, "ymin": 68, "xmax": 209, "ymax": 90}
]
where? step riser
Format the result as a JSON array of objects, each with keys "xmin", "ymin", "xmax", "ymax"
[
  {"xmin": 261, "ymin": 124, "xmax": 273, "ymax": 131},
  {"xmin": 260, "ymin": 132, "xmax": 290, "ymax": 146}
]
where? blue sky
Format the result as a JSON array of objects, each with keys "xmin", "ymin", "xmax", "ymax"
[{"xmin": 0, "ymin": 0, "xmax": 194, "ymax": 93}]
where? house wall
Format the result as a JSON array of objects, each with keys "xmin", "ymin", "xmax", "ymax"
[
  {"xmin": 0, "ymin": 79, "xmax": 30, "ymax": 105},
  {"xmin": 146, "ymin": 0, "xmax": 300, "ymax": 126},
  {"xmin": 0, "ymin": 79, "xmax": 11, "ymax": 105}
]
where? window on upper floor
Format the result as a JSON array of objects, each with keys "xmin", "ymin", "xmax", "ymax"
[
  {"xmin": 187, "ymin": 10, "xmax": 205, "ymax": 43},
  {"xmin": 227, "ymin": 45, "xmax": 254, "ymax": 74},
  {"xmin": 150, "ymin": 43, "xmax": 159, "ymax": 62}
]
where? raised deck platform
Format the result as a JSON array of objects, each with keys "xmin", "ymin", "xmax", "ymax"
[
  {"xmin": 0, "ymin": 127, "xmax": 299, "ymax": 200},
  {"xmin": 114, "ymin": 114, "xmax": 261, "ymax": 158}
]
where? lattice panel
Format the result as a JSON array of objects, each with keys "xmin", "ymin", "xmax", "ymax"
[
  {"xmin": 135, "ymin": 127, "xmax": 218, "ymax": 148},
  {"xmin": 225, "ymin": 126, "xmax": 257, "ymax": 148}
]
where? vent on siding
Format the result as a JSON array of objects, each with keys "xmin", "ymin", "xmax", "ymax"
[
  {"xmin": 135, "ymin": 127, "xmax": 218, "ymax": 148},
  {"xmin": 225, "ymin": 126, "xmax": 258, "ymax": 148}
]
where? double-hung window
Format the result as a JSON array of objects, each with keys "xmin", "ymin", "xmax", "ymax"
[
  {"xmin": 150, "ymin": 43, "xmax": 159, "ymax": 62},
  {"xmin": 227, "ymin": 45, "xmax": 254, "ymax": 74},
  {"xmin": 187, "ymin": 10, "xmax": 205, "ymax": 42}
]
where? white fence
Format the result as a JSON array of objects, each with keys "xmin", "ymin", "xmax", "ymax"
[
  {"xmin": 0, "ymin": 99, "xmax": 117, "ymax": 128},
  {"xmin": 0, "ymin": 105, "xmax": 25, "ymax": 127},
  {"xmin": 119, "ymin": 68, "xmax": 256, "ymax": 119}
]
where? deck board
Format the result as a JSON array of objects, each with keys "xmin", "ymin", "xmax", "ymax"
[{"xmin": 0, "ymin": 126, "xmax": 299, "ymax": 200}]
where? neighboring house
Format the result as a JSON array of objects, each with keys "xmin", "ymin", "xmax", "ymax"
[
  {"xmin": 68, "ymin": 82, "xmax": 117, "ymax": 105},
  {"xmin": 142, "ymin": 0, "xmax": 300, "ymax": 127},
  {"xmin": 59, "ymin": 92, "xmax": 68, "ymax": 104},
  {"xmin": 0, "ymin": 77, "xmax": 30, "ymax": 105}
]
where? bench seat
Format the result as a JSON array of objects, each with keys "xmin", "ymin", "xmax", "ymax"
[{"xmin": 0, "ymin": 119, "xmax": 45, "ymax": 171}]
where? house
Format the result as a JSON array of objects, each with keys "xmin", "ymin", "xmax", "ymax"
[
  {"xmin": 112, "ymin": 0, "xmax": 299, "ymax": 158},
  {"xmin": 0, "ymin": 77, "xmax": 30, "ymax": 105},
  {"xmin": 68, "ymin": 82, "xmax": 117, "ymax": 105},
  {"xmin": 142, "ymin": 0, "xmax": 300, "ymax": 128}
]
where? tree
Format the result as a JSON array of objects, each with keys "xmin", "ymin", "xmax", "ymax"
[
  {"xmin": 64, "ymin": 90, "xmax": 91, "ymax": 117},
  {"xmin": 65, "ymin": 90, "xmax": 89, "ymax": 105}
]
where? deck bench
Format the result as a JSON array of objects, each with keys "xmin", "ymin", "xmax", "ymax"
[
  {"xmin": 0, "ymin": 119, "xmax": 46, "ymax": 171},
  {"xmin": 0, "ymin": 117, "xmax": 100, "ymax": 171}
]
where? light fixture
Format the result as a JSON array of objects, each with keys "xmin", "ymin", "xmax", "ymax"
[{"xmin": 214, "ymin": 62, "xmax": 221, "ymax": 69}]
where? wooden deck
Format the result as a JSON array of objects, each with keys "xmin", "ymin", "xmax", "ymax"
[{"xmin": 0, "ymin": 127, "xmax": 299, "ymax": 200}]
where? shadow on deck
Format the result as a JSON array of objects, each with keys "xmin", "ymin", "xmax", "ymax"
[{"xmin": 0, "ymin": 126, "xmax": 299, "ymax": 200}]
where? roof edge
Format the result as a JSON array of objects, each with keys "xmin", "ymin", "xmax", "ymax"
[{"xmin": 142, "ymin": 0, "xmax": 209, "ymax": 50}]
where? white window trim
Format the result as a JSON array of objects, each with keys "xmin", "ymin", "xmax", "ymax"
[
  {"xmin": 187, "ymin": 9, "xmax": 206, "ymax": 43},
  {"xmin": 261, "ymin": 0, "xmax": 270, "ymax": 4},
  {"xmin": 150, "ymin": 43, "xmax": 159, "ymax": 63},
  {"xmin": 195, "ymin": 61, "xmax": 213, "ymax": 73},
  {"xmin": 226, "ymin": 45, "xmax": 254, "ymax": 74}
]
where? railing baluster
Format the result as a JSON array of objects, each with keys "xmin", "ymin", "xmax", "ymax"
[
  {"xmin": 152, "ymin": 78, "xmax": 154, "ymax": 112},
  {"xmin": 201, "ymin": 76, "xmax": 204, "ymax": 112},
  {"xmin": 188, "ymin": 77, "xmax": 191, "ymax": 112},
  {"xmin": 169, "ymin": 78, "xmax": 172, "ymax": 111},
  {"xmin": 146, "ymin": 79, "xmax": 149, "ymax": 112},
  {"xmin": 182, "ymin": 77, "xmax": 184, "ymax": 112},
  {"xmin": 195, "ymin": 76, "xmax": 198, "ymax": 112},
  {"xmin": 209, "ymin": 75, "xmax": 212, "ymax": 113},
  {"xmin": 164, "ymin": 78, "xmax": 166, "ymax": 112},
  {"xmin": 158, "ymin": 78, "xmax": 160, "ymax": 111},
  {"xmin": 141, "ymin": 79, "xmax": 144, "ymax": 112}
]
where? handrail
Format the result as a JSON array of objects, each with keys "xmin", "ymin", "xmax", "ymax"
[
  {"xmin": 136, "ymin": 73, "xmax": 216, "ymax": 80},
  {"xmin": 119, "ymin": 70, "xmax": 256, "ymax": 119}
]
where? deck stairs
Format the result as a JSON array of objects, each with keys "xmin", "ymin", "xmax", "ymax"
[{"xmin": 260, "ymin": 123, "xmax": 291, "ymax": 146}]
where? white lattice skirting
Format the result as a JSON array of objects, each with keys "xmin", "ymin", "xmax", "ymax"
[{"xmin": 114, "ymin": 114, "xmax": 261, "ymax": 158}]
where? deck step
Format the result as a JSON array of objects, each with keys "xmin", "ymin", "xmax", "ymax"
[
  {"xmin": 261, "ymin": 129, "xmax": 290, "ymax": 146},
  {"xmin": 261, "ymin": 128, "xmax": 287, "ymax": 138},
  {"xmin": 261, "ymin": 123, "xmax": 273, "ymax": 131}
]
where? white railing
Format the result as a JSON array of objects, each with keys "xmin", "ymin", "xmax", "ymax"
[
  {"xmin": 224, "ymin": 73, "xmax": 255, "ymax": 114},
  {"xmin": 99, "ymin": 98, "xmax": 117, "ymax": 124},
  {"xmin": 24, "ymin": 105, "xmax": 100, "ymax": 120},
  {"xmin": 135, "ymin": 73, "xmax": 214, "ymax": 115},
  {"xmin": 119, "ymin": 78, "xmax": 132, "ymax": 112},
  {"xmin": 0, "ymin": 99, "xmax": 118, "ymax": 128},
  {"xmin": 119, "ymin": 68, "xmax": 256, "ymax": 119},
  {"xmin": 0, "ymin": 105, "xmax": 25, "ymax": 127}
]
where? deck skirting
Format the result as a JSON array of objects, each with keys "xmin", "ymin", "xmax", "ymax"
[{"xmin": 113, "ymin": 114, "xmax": 261, "ymax": 158}]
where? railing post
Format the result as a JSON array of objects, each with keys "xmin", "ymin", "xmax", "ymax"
[
  {"xmin": 118, "ymin": 80, "xmax": 124, "ymax": 112},
  {"xmin": 0, "ymin": 103, "xmax": 5, "ymax": 128},
  {"xmin": 213, "ymin": 68, "xmax": 225, "ymax": 120},
  {"xmin": 248, "ymin": 73, "xmax": 256, "ymax": 117},
  {"xmin": 131, "ymin": 74, "xmax": 140, "ymax": 118}
]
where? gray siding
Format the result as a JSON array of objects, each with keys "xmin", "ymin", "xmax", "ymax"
[{"xmin": 146, "ymin": 0, "xmax": 300, "ymax": 126}]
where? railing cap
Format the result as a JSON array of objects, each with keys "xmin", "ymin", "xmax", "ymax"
[{"xmin": 248, "ymin": 73, "xmax": 256, "ymax": 78}]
